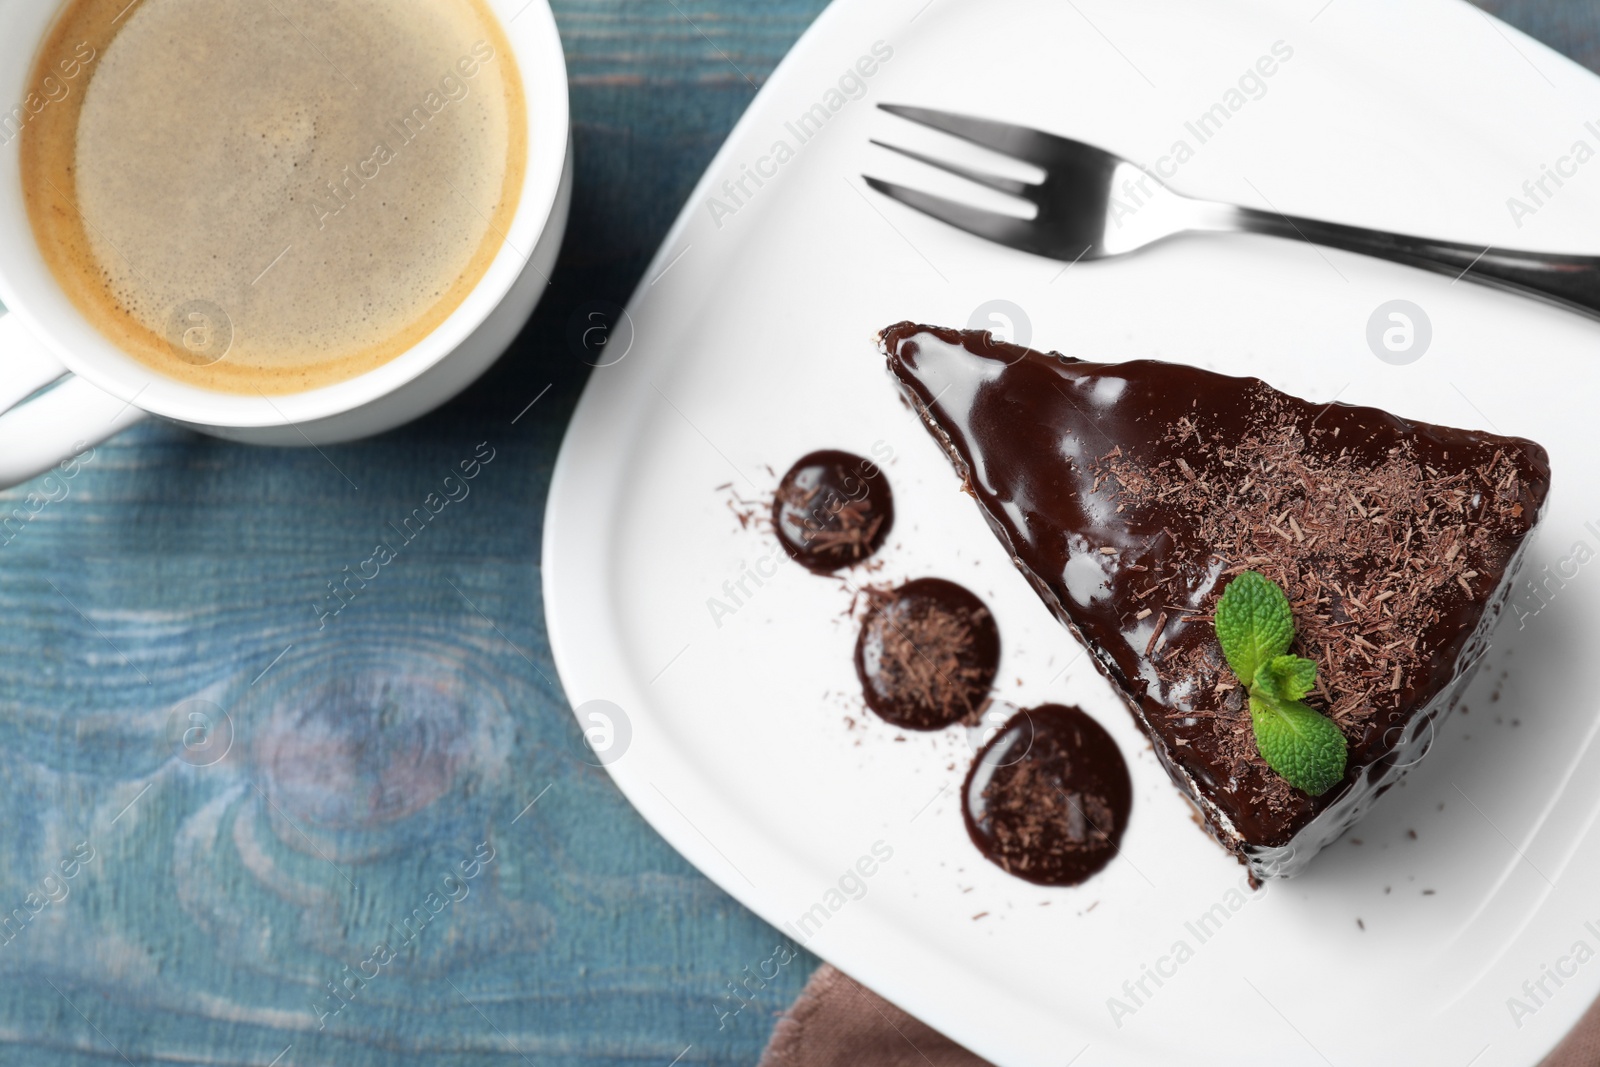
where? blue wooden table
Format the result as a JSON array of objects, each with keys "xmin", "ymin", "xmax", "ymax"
[{"xmin": 0, "ymin": 1, "xmax": 1591, "ymax": 1064}]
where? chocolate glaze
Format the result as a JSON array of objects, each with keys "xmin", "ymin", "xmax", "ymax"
[
  {"xmin": 855, "ymin": 578, "xmax": 1000, "ymax": 731},
  {"xmin": 773, "ymin": 450, "xmax": 894, "ymax": 573},
  {"xmin": 882, "ymin": 322, "xmax": 1551, "ymax": 877},
  {"xmin": 963, "ymin": 705, "xmax": 1131, "ymax": 886}
]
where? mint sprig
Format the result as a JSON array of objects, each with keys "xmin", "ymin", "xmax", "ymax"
[{"xmin": 1214, "ymin": 571, "xmax": 1347, "ymax": 796}]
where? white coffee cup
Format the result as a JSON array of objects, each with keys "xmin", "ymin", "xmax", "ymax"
[{"xmin": 0, "ymin": 0, "xmax": 571, "ymax": 489}]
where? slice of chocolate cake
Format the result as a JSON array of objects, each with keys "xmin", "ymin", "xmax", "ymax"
[{"xmin": 881, "ymin": 322, "xmax": 1551, "ymax": 880}]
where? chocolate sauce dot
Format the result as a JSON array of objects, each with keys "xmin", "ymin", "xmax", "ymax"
[
  {"xmin": 963, "ymin": 705, "xmax": 1131, "ymax": 886},
  {"xmin": 854, "ymin": 578, "xmax": 999, "ymax": 731},
  {"xmin": 773, "ymin": 450, "xmax": 893, "ymax": 573}
]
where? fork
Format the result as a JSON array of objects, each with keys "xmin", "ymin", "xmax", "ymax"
[{"xmin": 865, "ymin": 104, "xmax": 1600, "ymax": 321}]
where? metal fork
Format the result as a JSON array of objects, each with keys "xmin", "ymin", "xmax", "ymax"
[{"xmin": 866, "ymin": 104, "xmax": 1600, "ymax": 321}]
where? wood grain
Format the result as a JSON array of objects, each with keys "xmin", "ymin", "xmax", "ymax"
[{"xmin": 0, "ymin": 2, "xmax": 827, "ymax": 1064}]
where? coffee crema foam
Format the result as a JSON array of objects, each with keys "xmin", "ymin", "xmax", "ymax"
[{"xmin": 20, "ymin": 0, "xmax": 526, "ymax": 394}]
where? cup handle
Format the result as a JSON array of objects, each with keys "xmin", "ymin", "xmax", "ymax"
[{"xmin": 0, "ymin": 307, "xmax": 148, "ymax": 489}]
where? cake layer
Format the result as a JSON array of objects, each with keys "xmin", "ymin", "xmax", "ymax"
[{"xmin": 881, "ymin": 322, "xmax": 1551, "ymax": 878}]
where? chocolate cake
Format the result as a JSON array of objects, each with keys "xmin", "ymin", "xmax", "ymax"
[{"xmin": 881, "ymin": 322, "xmax": 1551, "ymax": 879}]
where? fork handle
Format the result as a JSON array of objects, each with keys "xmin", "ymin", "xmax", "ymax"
[{"xmin": 1233, "ymin": 207, "xmax": 1600, "ymax": 321}]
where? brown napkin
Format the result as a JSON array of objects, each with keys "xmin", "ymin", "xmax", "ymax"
[
  {"xmin": 762, "ymin": 963, "xmax": 1599, "ymax": 1066},
  {"xmin": 1543, "ymin": 996, "xmax": 1600, "ymax": 1066},
  {"xmin": 759, "ymin": 964, "xmax": 994, "ymax": 1067}
]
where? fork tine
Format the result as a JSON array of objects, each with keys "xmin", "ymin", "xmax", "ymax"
[
  {"xmin": 868, "ymin": 139, "xmax": 1035, "ymax": 200},
  {"xmin": 878, "ymin": 103, "xmax": 1063, "ymax": 167},
  {"xmin": 863, "ymin": 175, "xmax": 1038, "ymax": 251}
]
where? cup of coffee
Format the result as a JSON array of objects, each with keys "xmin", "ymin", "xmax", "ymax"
[{"xmin": 0, "ymin": 0, "xmax": 570, "ymax": 488}]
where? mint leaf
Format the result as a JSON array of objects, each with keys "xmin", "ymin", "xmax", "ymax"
[
  {"xmin": 1213, "ymin": 571, "xmax": 1347, "ymax": 797},
  {"xmin": 1214, "ymin": 570, "xmax": 1294, "ymax": 686},
  {"xmin": 1255, "ymin": 654, "xmax": 1317, "ymax": 703},
  {"xmin": 1249, "ymin": 693, "xmax": 1347, "ymax": 796}
]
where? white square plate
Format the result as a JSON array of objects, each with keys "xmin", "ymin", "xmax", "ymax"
[{"xmin": 544, "ymin": 1, "xmax": 1600, "ymax": 1062}]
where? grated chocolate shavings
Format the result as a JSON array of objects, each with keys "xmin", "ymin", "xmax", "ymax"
[{"xmin": 1090, "ymin": 387, "xmax": 1534, "ymax": 813}]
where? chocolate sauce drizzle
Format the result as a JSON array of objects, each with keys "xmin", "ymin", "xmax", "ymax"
[
  {"xmin": 963, "ymin": 705, "xmax": 1132, "ymax": 886},
  {"xmin": 854, "ymin": 578, "xmax": 999, "ymax": 731},
  {"xmin": 773, "ymin": 450, "xmax": 894, "ymax": 573}
]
